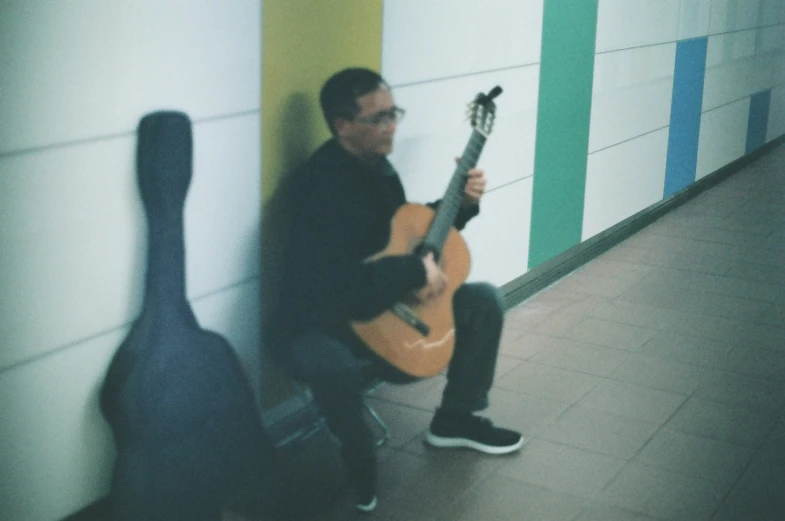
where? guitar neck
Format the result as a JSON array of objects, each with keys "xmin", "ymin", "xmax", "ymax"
[{"xmin": 422, "ymin": 129, "xmax": 488, "ymax": 256}]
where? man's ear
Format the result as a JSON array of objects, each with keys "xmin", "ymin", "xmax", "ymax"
[{"xmin": 333, "ymin": 118, "xmax": 351, "ymax": 137}]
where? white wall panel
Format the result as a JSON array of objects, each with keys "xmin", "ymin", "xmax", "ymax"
[
  {"xmin": 590, "ymin": 44, "xmax": 676, "ymax": 152},
  {"xmin": 0, "ymin": 114, "xmax": 260, "ymax": 372},
  {"xmin": 760, "ymin": 24, "xmax": 785, "ymax": 85},
  {"xmin": 0, "ymin": 332, "xmax": 117, "ymax": 521},
  {"xmin": 186, "ymin": 115, "xmax": 262, "ymax": 300},
  {"xmin": 191, "ymin": 280, "xmax": 263, "ymax": 407},
  {"xmin": 381, "ymin": 0, "xmax": 543, "ymax": 86},
  {"xmin": 679, "ymin": 0, "xmax": 712, "ymax": 39},
  {"xmin": 759, "ymin": 24, "xmax": 785, "ymax": 54},
  {"xmin": 0, "ymin": 0, "xmax": 261, "ymax": 154},
  {"xmin": 709, "ymin": 0, "xmax": 765, "ymax": 33},
  {"xmin": 768, "ymin": 84, "xmax": 785, "ymax": 140},
  {"xmin": 389, "ymin": 67, "xmax": 539, "ymax": 203},
  {"xmin": 703, "ymin": 29, "xmax": 777, "ymax": 110},
  {"xmin": 761, "ymin": 0, "xmax": 785, "ymax": 25},
  {"xmin": 463, "ymin": 179, "xmax": 533, "ymax": 286},
  {"xmin": 583, "ymin": 128, "xmax": 670, "ymax": 241},
  {"xmin": 596, "ymin": 0, "xmax": 681, "ymax": 53},
  {"xmin": 0, "ymin": 137, "xmax": 144, "ymax": 371},
  {"xmin": 696, "ymin": 98, "xmax": 751, "ymax": 179}
]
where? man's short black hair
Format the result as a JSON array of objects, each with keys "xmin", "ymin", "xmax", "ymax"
[{"xmin": 320, "ymin": 68, "xmax": 388, "ymax": 135}]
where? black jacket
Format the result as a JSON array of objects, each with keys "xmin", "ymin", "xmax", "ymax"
[{"xmin": 277, "ymin": 139, "xmax": 479, "ymax": 339}]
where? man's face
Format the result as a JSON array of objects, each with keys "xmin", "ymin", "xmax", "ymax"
[{"xmin": 335, "ymin": 87, "xmax": 398, "ymax": 161}]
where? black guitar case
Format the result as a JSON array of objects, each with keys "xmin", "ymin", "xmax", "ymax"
[{"xmin": 99, "ymin": 112, "xmax": 275, "ymax": 521}]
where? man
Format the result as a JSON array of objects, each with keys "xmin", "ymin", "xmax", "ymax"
[{"xmin": 274, "ymin": 68, "xmax": 523, "ymax": 513}]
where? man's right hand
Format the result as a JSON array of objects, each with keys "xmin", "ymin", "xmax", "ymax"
[{"xmin": 415, "ymin": 252, "xmax": 448, "ymax": 303}]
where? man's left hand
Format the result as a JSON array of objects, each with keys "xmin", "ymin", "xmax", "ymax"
[{"xmin": 463, "ymin": 167, "xmax": 486, "ymax": 207}]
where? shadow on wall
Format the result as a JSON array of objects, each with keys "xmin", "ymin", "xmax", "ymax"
[{"xmin": 259, "ymin": 92, "xmax": 319, "ymax": 411}]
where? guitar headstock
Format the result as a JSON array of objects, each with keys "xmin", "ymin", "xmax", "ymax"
[{"xmin": 467, "ymin": 86, "xmax": 502, "ymax": 137}]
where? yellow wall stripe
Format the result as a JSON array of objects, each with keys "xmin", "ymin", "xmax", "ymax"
[
  {"xmin": 262, "ymin": 0, "xmax": 383, "ymax": 202},
  {"xmin": 259, "ymin": 0, "xmax": 383, "ymax": 409}
]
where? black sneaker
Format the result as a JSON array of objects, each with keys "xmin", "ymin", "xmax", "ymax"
[
  {"xmin": 346, "ymin": 453, "xmax": 378, "ymax": 513},
  {"xmin": 354, "ymin": 472, "xmax": 377, "ymax": 513},
  {"xmin": 426, "ymin": 410, "xmax": 524, "ymax": 454}
]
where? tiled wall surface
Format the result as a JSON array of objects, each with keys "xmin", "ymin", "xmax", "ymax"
[
  {"xmin": 585, "ymin": 0, "xmax": 784, "ymax": 242},
  {"xmin": 698, "ymin": 98, "xmax": 754, "ymax": 178},
  {"xmin": 383, "ymin": 0, "xmax": 785, "ymax": 282},
  {"xmin": 595, "ymin": 0, "xmax": 682, "ymax": 52},
  {"xmin": 584, "ymin": 128, "xmax": 671, "ymax": 239},
  {"xmin": 381, "ymin": 0, "xmax": 544, "ymax": 87},
  {"xmin": 0, "ymin": 2, "xmax": 262, "ymax": 520},
  {"xmin": 382, "ymin": 0, "xmax": 544, "ymax": 287},
  {"xmin": 589, "ymin": 44, "xmax": 677, "ymax": 154},
  {"xmin": 771, "ymin": 84, "xmax": 785, "ymax": 136}
]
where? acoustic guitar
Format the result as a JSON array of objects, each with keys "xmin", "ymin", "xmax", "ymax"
[{"xmin": 351, "ymin": 86, "xmax": 502, "ymax": 378}]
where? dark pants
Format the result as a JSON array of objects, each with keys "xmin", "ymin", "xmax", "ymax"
[{"xmin": 276, "ymin": 283, "xmax": 505, "ymax": 485}]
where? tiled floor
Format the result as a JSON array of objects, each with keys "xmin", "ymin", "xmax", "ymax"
[{"xmin": 259, "ymin": 144, "xmax": 785, "ymax": 521}]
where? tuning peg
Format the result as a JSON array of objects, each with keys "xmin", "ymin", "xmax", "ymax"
[{"xmin": 487, "ymin": 86, "xmax": 503, "ymax": 100}]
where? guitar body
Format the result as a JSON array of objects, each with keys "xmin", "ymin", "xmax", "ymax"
[
  {"xmin": 351, "ymin": 203, "xmax": 470, "ymax": 377},
  {"xmin": 351, "ymin": 85, "xmax": 501, "ymax": 378}
]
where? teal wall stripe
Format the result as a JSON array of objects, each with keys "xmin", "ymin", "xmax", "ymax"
[{"xmin": 528, "ymin": 0, "xmax": 599, "ymax": 269}]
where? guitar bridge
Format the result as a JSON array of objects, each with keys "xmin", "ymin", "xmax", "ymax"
[{"xmin": 392, "ymin": 303, "xmax": 430, "ymax": 337}]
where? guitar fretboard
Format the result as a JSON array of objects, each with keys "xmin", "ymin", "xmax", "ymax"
[{"xmin": 421, "ymin": 129, "xmax": 488, "ymax": 256}]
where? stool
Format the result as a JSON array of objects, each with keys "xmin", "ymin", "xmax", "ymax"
[{"xmin": 275, "ymin": 381, "xmax": 390, "ymax": 449}]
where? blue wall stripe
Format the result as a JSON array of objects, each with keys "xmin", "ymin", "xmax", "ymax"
[
  {"xmin": 746, "ymin": 89, "xmax": 771, "ymax": 153},
  {"xmin": 664, "ymin": 37, "xmax": 708, "ymax": 198}
]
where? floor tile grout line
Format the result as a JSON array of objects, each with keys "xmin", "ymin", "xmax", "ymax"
[
  {"xmin": 430, "ymin": 462, "xmax": 512, "ymax": 521},
  {"xmin": 505, "ymin": 308, "xmax": 780, "ymax": 378},
  {"xmin": 703, "ymin": 417, "xmax": 781, "ymax": 521},
  {"xmin": 618, "ymin": 274, "xmax": 784, "ymax": 306},
  {"xmin": 611, "ymin": 292, "xmax": 776, "ymax": 326}
]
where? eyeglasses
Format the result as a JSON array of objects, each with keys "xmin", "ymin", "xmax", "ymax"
[{"xmin": 352, "ymin": 106, "xmax": 406, "ymax": 127}]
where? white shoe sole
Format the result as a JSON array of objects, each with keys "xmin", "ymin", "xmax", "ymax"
[
  {"xmin": 356, "ymin": 496, "xmax": 378, "ymax": 513},
  {"xmin": 425, "ymin": 431, "xmax": 524, "ymax": 455}
]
